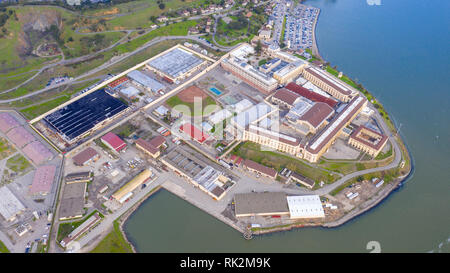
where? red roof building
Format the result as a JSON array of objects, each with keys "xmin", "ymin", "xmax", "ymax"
[
  {"xmin": 285, "ymin": 83, "xmax": 338, "ymax": 108},
  {"xmin": 243, "ymin": 159, "xmax": 277, "ymax": 179},
  {"xmin": 30, "ymin": 165, "xmax": 57, "ymax": 195},
  {"xmin": 108, "ymin": 76, "xmax": 129, "ymax": 89},
  {"xmin": 73, "ymin": 147, "xmax": 99, "ymax": 166},
  {"xmin": 179, "ymin": 123, "xmax": 209, "ymax": 144},
  {"xmin": 135, "ymin": 136, "xmax": 166, "ymax": 158},
  {"xmin": 101, "ymin": 132, "xmax": 127, "ymax": 152}
]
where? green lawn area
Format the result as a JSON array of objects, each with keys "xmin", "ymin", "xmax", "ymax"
[
  {"xmin": 18, "ymin": 79, "xmax": 99, "ymax": 119},
  {"xmin": 166, "ymin": 95, "xmax": 217, "ymax": 117},
  {"xmin": 112, "ymin": 122, "xmax": 138, "ymax": 139},
  {"xmin": 56, "ymin": 210, "xmax": 102, "ymax": 243},
  {"xmin": 0, "ymin": 240, "xmax": 9, "ymax": 253},
  {"xmin": 232, "ymin": 142, "xmax": 337, "ymax": 183},
  {"xmin": 114, "ymin": 20, "xmax": 197, "ymax": 54},
  {"xmin": 0, "ymin": 6, "xmax": 124, "ymax": 76},
  {"xmin": 375, "ymin": 146, "xmax": 393, "ymax": 160},
  {"xmin": 0, "ymin": 138, "xmax": 16, "ymax": 160},
  {"xmin": 216, "ymin": 10, "xmax": 266, "ymax": 47},
  {"xmin": 91, "ymin": 221, "xmax": 133, "ymax": 253},
  {"xmin": 20, "ymin": 96, "xmax": 71, "ymax": 120},
  {"xmin": 6, "ymin": 154, "xmax": 31, "ymax": 173},
  {"xmin": 0, "ymin": 71, "xmax": 39, "ymax": 92},
  {"xmin": 318, "ymin": 160, "xmax": 358, "ymax": 175},
  {"xmin": 101, "ymin": 0, "xmax": 212, "ymax": 30},
  {"xmin": 280, "ymin": 15, "xmax": 286, "ymax": 45}
]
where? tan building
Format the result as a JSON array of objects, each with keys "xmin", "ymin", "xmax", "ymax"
[
  {"xmin": 270, "ymin": 88, "xmax": 300, "ymax": 109},
  {"xmin": 242, "ymin": 159, "xmax": 278, "ymax": 179},
  {"xmin": 243, "ymin": 125, "xmax": 301, "ymax": 156},
  {"xmin": 135, "ymin": 136, "xmax": 166, "ymax": 158},
  {"xmin": 234, "ymin": 192, "xmax": 289, "ymax": 217},
  {"xmin": 302, "ymin": 66, "xmax": 357, "ymax": 102},
  {"xmin": 303, "ymin": 96, "xmax": 367, "ymax": 163},
  {"xmin": 290, "ymin": 172, "xmax": 315, "ymax": 189},
  {"xmin": 112, "ymin": 169, "xmax": 153, "ymax": 203},
  {"xmin": 273, "ymin": 61, "xmax": 305, "ymax": 85},
  {"xmin": 161, "ymin": 149, "xmax": 231, "ymax": 200},
  {"xmin": 221, "ymin": 57, "xmax": 278, "ymax": 94},
  {"xmin": 258, "ymin": 29, "xmax": 272, "ymax": 40},
  {"xmin": 348, "ymin": 125, "xmax": 388, "ymax": 157},
  {"xmin": 294, "ymin": 102, "xmax": 335, "ymax": 135}
]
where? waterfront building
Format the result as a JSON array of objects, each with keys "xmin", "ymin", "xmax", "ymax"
[
  {"xmin": 348, "ymin": 125, "xmax": 388, "ymax": 157},
  {"xmin": 286, "ymin": 195, "xmax": 325, "ymax": 219},
  {"xmin": 161, "ymin": 148, "xmax": 231, "ymax": 200},
  {"xmin": 234, "ymin": 192, "xmax": 289, "ymax": 217},
  {"xmin": 302, "ymin": 66, "xmax": 357, "ymax": 102},
  {"xmin": 112, "ymin": 169, "xmax": 153, "ymax": 204}
]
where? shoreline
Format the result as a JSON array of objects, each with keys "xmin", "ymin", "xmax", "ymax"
[
  {"xmin": 117, "ymin": 186, "xmax": 164, "ymax": 253},
  {"xmin": 96, "ymin": 3, "xmax": 413, "ymax": 251},
  {"xmin": 311, "ymin": 7, "xmax": 322, "ymax": 60}
]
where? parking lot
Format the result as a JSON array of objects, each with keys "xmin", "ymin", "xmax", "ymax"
[{"xmin": 284, "ymin": 4, "xmax": 319, "ymax": 51}]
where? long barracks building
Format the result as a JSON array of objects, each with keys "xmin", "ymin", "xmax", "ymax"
[
  {"xmin": 303, "ymin": 96, "xmax": 367, "ymax": 162},
  {"xmin": 302, "ymin": 66, "xmax": 358, "ymax": 102},
  {"xmin": 243, "ymin": 125, "xmax": 302, "ymax": 156}
]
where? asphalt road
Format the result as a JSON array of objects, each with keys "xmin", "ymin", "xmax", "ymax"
[{"xmin": 0, "ymin": 34, "xmax": 226, "ymax": 104}]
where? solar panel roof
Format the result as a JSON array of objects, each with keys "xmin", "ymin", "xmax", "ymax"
[{"xmin": 44, "ymin": 89, "xmax": 128, "ymax": 141}]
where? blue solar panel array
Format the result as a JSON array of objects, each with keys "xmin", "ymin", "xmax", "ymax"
[{"xmin": 44, "ymin": 89, "xmax": 128, "ymax": 141}]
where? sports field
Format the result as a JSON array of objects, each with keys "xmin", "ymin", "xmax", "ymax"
[{"xmin": 166, "ymin": 85, "xmax": 217, "ymax": 116}]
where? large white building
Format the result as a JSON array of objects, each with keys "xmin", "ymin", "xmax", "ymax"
[
  {"xmin": 0, "ymin": 186, "xmax": 26, "ymax": 222},
  {"xmin": 286, "ymin": 195, "xmax": 325, "ymax": 219}
]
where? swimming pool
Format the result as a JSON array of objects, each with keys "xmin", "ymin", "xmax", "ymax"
[{"xmin": 209, "ymin": 87, "xmax": 222, "ymax": 95}]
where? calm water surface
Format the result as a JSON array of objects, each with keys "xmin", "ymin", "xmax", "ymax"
[{"xmin": 124, "ymin": 0, "xmax": 450, "ymax": 252}]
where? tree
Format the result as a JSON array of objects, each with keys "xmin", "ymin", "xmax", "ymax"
[
  {"xmin": 159, "ymin": 3, "xmax": 166, "ymax": 10},
  {"xmin": 255, "ymin": 40, "xmax": 262, "ymax": 53}
]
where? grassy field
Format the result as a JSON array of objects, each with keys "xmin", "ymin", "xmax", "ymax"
[
  {"xmin": 232, "ymin": 142, "xmax": 337, "ymax": 183},
  {"xmin": 0, "ymin": 137, "xmax": 16, "ymax": 160},
  {"xmin": 18, "ymin": 79, "xmax": 100, "ymax": 119},
  {"xmin": 0, "ymin": 20, "xmax": 198, "ymax": 101},
  {"xmin": 0, "ymin": 240, "xmax": 9, "ymax": 253},
  {"xmin": 6, "ymin": 154, "xmax": 31, "ymax": 173},
  {"xmin": 56, "ymin": 210, "xmax": 102, "ymax": 243},
  {"xmin": 0, "ymin": 6, "xmax": 125, "ymax": 76},
  {"xmin": 280, "ymin": 15, "xmax": 286, "ymax": 45},
  {"xmin": 166, "ymin": 94, "xmax": 217, "ymax": 116},
  {"xmin": 0, "ymin": 71, "xmax": 40, "ymax": 92},
  {"xmin": 112, "ymin": 122, "xmax": 138, "ymax": 139},
  {"xmin": 90, "ymin": 221, "xmax": 133, "ymax": 253},
  {"xmin": 114, "ymin": 20, "xmax": 197, "ymax": 54}
]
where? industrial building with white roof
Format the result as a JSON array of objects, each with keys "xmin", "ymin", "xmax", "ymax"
[
  {"xmin": 146, "ymin": 47, "xmax": 206, "ymax": 82},
  {"xmin": 0, "ymin": 186, "xmax": 26, "ymax": 222}
]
